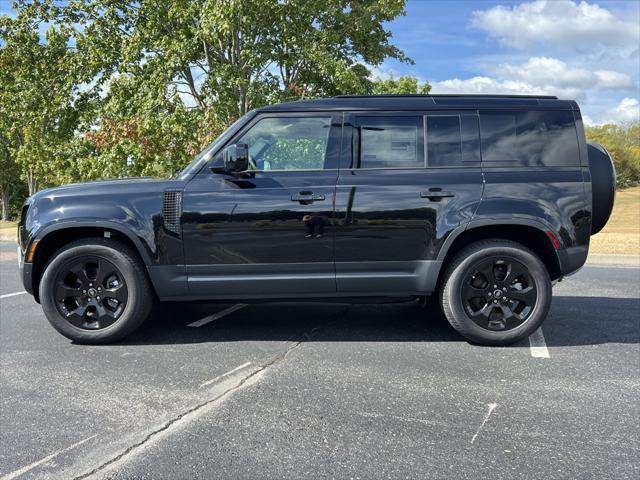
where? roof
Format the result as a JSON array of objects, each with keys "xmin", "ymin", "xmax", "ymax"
[{"xmin": 258, "ymin": 94, "xmax": 578, "ymax": 112}]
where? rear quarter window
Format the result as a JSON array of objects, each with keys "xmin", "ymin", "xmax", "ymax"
[{"xmin": 480, "ymin": 110, "xmax": 579, "ymax": 167}]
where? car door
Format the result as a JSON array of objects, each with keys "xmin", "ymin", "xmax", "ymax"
[
  {"xmin": 333, "ymin": 111, "xmax": 484, "ymax": 295},
  {"xmin": 182, "ymin": 112, "xmax": 342, "ymax": 299}
]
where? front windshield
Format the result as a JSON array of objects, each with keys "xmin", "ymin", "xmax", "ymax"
[{"xmin": 176, "ymin": 112, "xmax": 254, "ymax": 180}]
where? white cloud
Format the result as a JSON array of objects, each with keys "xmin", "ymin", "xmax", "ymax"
[
  {"xmin": 429, "ymin": 1, "xmax": 639, "ymax": 125},
  {"xmin": 431, "ymin": 56, "xmax": 635, "ymax": 102},
  {"xmin": 431, "ymin": 76, "xmax": 558, "ymax": 95},
  {"xmin": 495, "ymin": 57, "xmax": 633, "ymax": 91},
  {"xmin": 431, "ymin": 75, "xmax": 587, "ymax": 101},
  {"xmin": 598, "ymin": 97, "xmax": 640, "ymax": 125},
  {"xmin": 472, "ymin": 0, "xmax": 639, "ymax": 53}
]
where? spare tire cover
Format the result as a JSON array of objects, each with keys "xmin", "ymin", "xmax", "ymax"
[{"xmin": 588, "ymin": 142, "xmax": 616, "ymax": 235}]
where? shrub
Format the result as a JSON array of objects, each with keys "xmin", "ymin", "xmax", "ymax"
[{"xmin": 586, "ymin": 123, "xmax": 640, "ymax": 189}]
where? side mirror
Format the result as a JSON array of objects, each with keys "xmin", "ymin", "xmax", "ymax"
[{"xmin": 222, "ymin": 143, "xmax": 249, "ymax": 173}]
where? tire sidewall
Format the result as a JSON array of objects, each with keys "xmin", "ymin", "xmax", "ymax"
[
  {"xmin": 40, "ymin": 241, "xmax": 149, "ymax": 343},
  {"xmin": 443, "ymin": 244, "xmax": 552, "ymax": 345}
]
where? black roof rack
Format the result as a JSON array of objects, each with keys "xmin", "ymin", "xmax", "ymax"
[
  {"xmin": 334, "ymin": 94, "xmax": 559, "ymax": 99},
  {"xmin": 258, "ymin": 94, "xmax": 575, "ymax": 112}
]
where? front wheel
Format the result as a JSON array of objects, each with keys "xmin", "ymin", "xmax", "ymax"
[
  {"xmin": 439, "ymin": 240, "xmax": 552, "ymax": 345},
  {"xmin": 39, "ymin": 239, "xmax": 153, "ymax": 344}
]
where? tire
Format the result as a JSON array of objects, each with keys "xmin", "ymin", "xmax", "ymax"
[
  {"xmin": 39, "ymin": 238, "xmax": 153, "ymax": 344},
  {"xmin": 588, "ymin": 142, "xmax": 616, "ymax": 235},
  {"xmin": 439, "ymin": 239, "xmax": 552, "ymax": 346}
]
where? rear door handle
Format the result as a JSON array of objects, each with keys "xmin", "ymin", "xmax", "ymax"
[
  {"xmin": 420, "ymin": 190, "xmax": 455, "ymax": 201},
  {"xmin": 291, "ymin": 192, "xmax": 325, "ymax": 202}
]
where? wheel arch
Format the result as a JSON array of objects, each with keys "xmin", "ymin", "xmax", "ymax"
[
  {"xmin": 30, "ymin": 222, "xmax": 154, "ymax": 303},
  {"xmin": 437, "ymin": 222, "xmax": 562, "ymax": 287}
]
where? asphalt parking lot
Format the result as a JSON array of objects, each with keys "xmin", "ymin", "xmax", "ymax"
[{"xmin": 1, "ymin": 244, "xmax": 639, "ymax": 479}]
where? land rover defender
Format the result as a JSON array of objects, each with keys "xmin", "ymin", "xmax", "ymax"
[{"xmin": 18, "ymin": 95, "xmax": 616, "ymax": 345}]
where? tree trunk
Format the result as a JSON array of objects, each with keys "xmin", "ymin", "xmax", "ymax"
[
  {"xmin": 1, "ymin": 186, "xmax": 10, "ymax": 221},
  {"xmin": 238, "ymin": 86, "xmax": 248, "ymax": 117},
  {"xmin": 27, "ymin": 169, "xmax": 37, "ymax": 196}
]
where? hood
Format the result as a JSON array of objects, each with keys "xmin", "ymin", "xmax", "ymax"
[{"xmin": 28, "ymin": 177, "xmax": 179, "ymax": 203}]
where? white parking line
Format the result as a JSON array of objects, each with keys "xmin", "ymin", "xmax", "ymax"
[
  {"xmin": 528, "ymin": 327, "xmax": 550, "ymax": 358},
  {"xmin": 0, "ymin": 435, "xmax": 97, "ymax": 480},
  {"xmin": 199, "ymin": 362, "xmax": 252, "ymax": 388},
  {"xmin": 187, "ymin": 303, "xmax": 247, "ymax": 328},
  {"xmin": 0, "ymin": 291, "xmax": 26, "ymax": 300}
]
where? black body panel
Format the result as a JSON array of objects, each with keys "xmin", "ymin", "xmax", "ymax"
[
  {"xmin": 18, "ymin": 95, "xmax": 593, "ymax": 302},
  {"xmin": 182, "ymin": 170, "xmax": 338, "ymax": 297},
  {"xmin": 333, "ymin": 111, "xmax": 483, "ymax": 294}
]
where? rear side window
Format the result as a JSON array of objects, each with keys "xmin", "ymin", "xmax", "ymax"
[
  {"xmin": 354, "ymin": 116, "xmax": 424, "ymax": 168},
  {"xmin": 426, "ymin": 115, "xmax": 480, "ymax": 167},
  {"xmin": 480, "ymin": 110, "xmax": 579, "ymax": 166}
]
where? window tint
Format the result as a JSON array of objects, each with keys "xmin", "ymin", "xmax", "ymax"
[
  {"xmin": 461, "ymin": 115, "xmax": 481, "ymax": 163},
  {"xmin": 480, "ymin": 110, "xmax": 579, "ymax": 166},
  {"xmin": 356, "ymin": 116, "xmax": 424, "ymax": 168},
  {"xmin": 426, "ymin": 116, "xmax": 461, "ymax": 166},
  {"xmin": 479, "ymin": 114, "xmax": 517, "ymax": 162},
  {"xmin": 237, "ymin": 116, "xmax": 332, "ymax": 171},
  {"xmin": 425, "ymin": 115, "xmax": 480, "ymax": 166}
]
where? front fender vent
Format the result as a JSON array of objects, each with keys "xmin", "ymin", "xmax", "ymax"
[{"xmin": 162, "ymin": 190, "xmax": 183, "ymax": 237}]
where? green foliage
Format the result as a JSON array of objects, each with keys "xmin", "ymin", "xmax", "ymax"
[
  {"xmin": 0, "ymin": 0, "xmax": 414, "ymax": 216},
  {"xmin": 1, "ymin": 3, "xmax": 96, "ymax": 218},
  {"xmin": 586, "ymin": 123, "xmax": 640, "ymax": 189},
  {"xmin": 261, "ymin": 139, "xmax": 327, "ymax": 170},
  {"xmin": 372, "ymin": 75, "xmax": 431, "ymax": 94}
]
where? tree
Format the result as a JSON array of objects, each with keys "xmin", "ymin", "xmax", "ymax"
[
  {"xmin": 63, "ymin": 0, "xmax": 410, "ymax": 117},
  {"xmin": 13, "ymin": 0, "xmax": 410, "ymax": 179},
  {"xmin": 371, "ymin": 74, "xmax": 431, "ymax": 94},
  {"xmin": 2, "ymin": 0, "xmax": 414, "ymax": 203},
  {"xmin": 0, "ymin": 5, "xmax": 93, "ymax": 197},
  {"xmin": 586, "ymin": 123, "xmax": 640, "ymax": 189}
]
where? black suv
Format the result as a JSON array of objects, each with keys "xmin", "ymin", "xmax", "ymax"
[{"xmin": 18, "ymin": 95, "xmax": 616, "ymax": 345}]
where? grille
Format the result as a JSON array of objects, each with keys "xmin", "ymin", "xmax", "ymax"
[{"xmin": 162, "ymin": 190, "xmax": 182, "ymax": 236}]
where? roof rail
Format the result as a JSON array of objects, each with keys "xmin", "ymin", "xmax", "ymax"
[{"xmin": 334, "ymin": 94, "xmax": 559, "ymax": 100}]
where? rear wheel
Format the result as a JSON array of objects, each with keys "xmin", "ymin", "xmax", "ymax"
[
  {"xmin": 39, "ymin": 239, "xmax": 152, "ymax": 344},
  {"xmin": 439, "ymin": 240, "xmax": 552, "ymax": 345}
]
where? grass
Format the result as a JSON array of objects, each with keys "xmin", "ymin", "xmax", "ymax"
[
  {"xmin": 589, "ymin": 186, "xmax": 640, "ymax": 255},
  {"xmin": 1, "ymin": 188, "xmax": 638, "ymax": 255}
]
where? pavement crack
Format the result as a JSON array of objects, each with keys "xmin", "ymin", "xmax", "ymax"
[
  {"xmin": 470, "ymin": 402, "xmax": 498, "ymax": 444},
  {"xmin": 74, "ymin": 311, "xmax": 345, "ymax": 480}
]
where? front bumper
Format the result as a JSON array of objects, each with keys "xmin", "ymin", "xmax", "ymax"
[{"xmin": 18, "ymin": 246, "xmax": 34, "ymax": 296}]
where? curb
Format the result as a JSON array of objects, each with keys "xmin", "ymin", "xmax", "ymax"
[{"xmin": 586, "ymin": 254, "xmax": 640, "ymax": 267}]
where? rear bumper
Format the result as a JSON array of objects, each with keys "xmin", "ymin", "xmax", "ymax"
[{"xmin": 558, "ymin": 245, "xmax": 589, "ymax": 277}]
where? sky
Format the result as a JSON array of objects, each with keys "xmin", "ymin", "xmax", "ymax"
[
  {"xmin": 1, "ymin": 0, "xmax": 638, "ymax": 125},
  {"xmin": 380, "ymin": 0, "xmax": 640, "ymax": 125}
]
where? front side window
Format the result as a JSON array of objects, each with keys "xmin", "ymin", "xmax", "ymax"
[
  {"xmin": 237, "ymin": 116, "xmax": 333, "ymax": 171},
  {"xmin": 355, "ymin": 116, "xmax": 424, "ymax": 168}
]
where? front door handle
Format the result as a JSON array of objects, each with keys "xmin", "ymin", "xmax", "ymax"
[
  {"xmin": 291, "ymin": 192, "xmax": 326, "ymax": 202},
  {"xmin": 420, "ymin": 189, "xmax": 455, "ymax": 201}
]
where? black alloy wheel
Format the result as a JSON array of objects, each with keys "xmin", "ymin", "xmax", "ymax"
[
  {"xmin": 439, "ymin": 239, "xmax": 552, "ymax": 346},
  {"xmin": 40, "ymin": 238, "xmax": 152, "ymax": 344},
  {"xmin": 54, "ymin": 257, "xmax": 128, "ymax": 330},
  {"xmin": 461, "ymin": 257, "xmax": 537, "ymax": 332}
]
